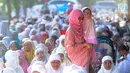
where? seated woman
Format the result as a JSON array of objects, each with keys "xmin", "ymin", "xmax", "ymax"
[
  {"xmin": 2, "ymin": 40, "xmax": 21, "ymax": 63},
  {"xmin": 31, "ymin": 47, "xmax": 48, "ymax": 64},
  {"xmin": 52, "ymin": 35, "xmax": 72, "ymax": 67},
  {"xmin": 5, "ymin": 50, "xmax": 24, "ymax": 73},
  {"xmin": 45, "ymin": 54, "xmax": 63, "ymax": 73},
  {"xmin": 17, "ymin": 39, "xmax": 35, "ymax": 73},
  {"xmin": 45, "ymin": 35, "xmax": 58, "ymax": 54},
  {"xmin": 9, "ymin": 41, "xmax": 21, "ymax": 51},
  {"xmin": 27, "ymin": 47, "xmax": 48, "ymax": 73},
  {"xmin": 35, "ymin": 43, "xmax": 50, "ymax": 60},
  {"xmin": 117, "ymin": 44, "xmax": 130, "ymax": 73},
  {"xmin": 98, "ymin": 56, "xmax": 120, "ymax": 73}
]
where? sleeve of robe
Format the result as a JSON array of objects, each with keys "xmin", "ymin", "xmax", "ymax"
[{"xmin": 65, "ymin": 30, "xmax": 84, "ymax": 57}]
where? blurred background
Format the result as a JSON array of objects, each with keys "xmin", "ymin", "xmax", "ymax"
[
  {"xmin": 0, "ymin": 0, "xmax": 129, "ymax": 21},
  {"xmin": 0, "ymin": 1, "xmax": 130, "ymax": 72}
]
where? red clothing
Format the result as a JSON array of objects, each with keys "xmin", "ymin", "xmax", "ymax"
[
  {"xmin": 66, "ymin": 8, "xmax": 73, "ymax": 15},
  {"xmin": 60, "ymin": 30, "xmax": 66, "ymax": 35}
]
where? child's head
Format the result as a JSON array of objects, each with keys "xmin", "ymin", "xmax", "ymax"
[
  {"xmin": 35, "ymin": 48, "xmax": 46, "ymax": 61},
  {"xmin": 22, "ymin": 40, "xmax": 33, "ymax": 52},
  {"xmin": 118, "ymin": 44, "xmax": 129, "ymax": 56},
  {"xmin": 9, "ymin": 41, "xmax": 20, "ymax": 51},
  {"xmin": 102, "ymin": 56, "xmax": 113, "ymax": 70},
  {"xmin": 51, "ymin": 59, "xmax": 61, "ymax": 70},
  {"xmin": 49, "ymin": 55, "xmax": 61, "ymax": 70},
  {"xmin": 82, "ymin": 7, "xmax": 92, "ymax": 19}
]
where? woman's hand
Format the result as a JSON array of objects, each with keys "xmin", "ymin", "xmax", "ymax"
[{"xmin": 83, "ymin": 43, "xmax": 92, "ymax": 49}]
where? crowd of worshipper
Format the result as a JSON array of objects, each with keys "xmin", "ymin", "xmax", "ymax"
[{"xmin": 0, "ymin": 5, "xmax": 130, "ymax": 73}]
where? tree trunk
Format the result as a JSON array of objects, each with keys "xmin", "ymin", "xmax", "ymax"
[
  {"xmin": 6, "ymin": 0, "xmax": 12, "ymax": 22},
  {"xmin": 128, "ymin": 0, "xmax": 130, "ymax": 18},
  {"xmin": 15, "ymin": 0, "xmax": 20, "ymax": 19},
  {"xmin": 12, "ymin": 0, "xmax": 20, "ymax": 19},
  {"xmin": 22, "ymin": 0, "xmax": 27, "ymax": 18},
  {"xmin": 2, "ymin": 0, "xmax": 6, "ymax": 12}
]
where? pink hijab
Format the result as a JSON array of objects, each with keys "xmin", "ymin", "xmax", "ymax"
[
  {"xmin": 65, "ymin": 9, "xmax": 98, "ymax": 73},
  {"xmin": 69, "ymin": 9, "xmax": 84, "ymax": 38}
]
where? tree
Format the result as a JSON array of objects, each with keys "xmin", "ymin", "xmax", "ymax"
[
  {"xmin": 128, "ymin": 0, "xmax": 130, "ymax": 18},
  {"xmin": 1, "ymin": 0, "xmax": 6, "ymax": 13},
  {"xmin": 21, "ymin": 0, "xmax": 39, "ymax": 18},
  {"xmin": 2, "ymin": 0, "xmax": 40, "ymax": 21},
  {"xmin": 12, "ymin": 0, "xmax": 20, "ymax": 19},
  {"xmin": 6, "ymin": 0, "xmax": 11, "ymax": 22}
]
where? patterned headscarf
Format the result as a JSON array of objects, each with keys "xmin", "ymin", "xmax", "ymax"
[{"xmin": 69, "ymin": 9, "xmax": 84, "ymax": 39}]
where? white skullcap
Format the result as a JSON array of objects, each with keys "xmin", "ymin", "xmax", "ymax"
[
  {"xmin": 49, "ymin": 54, "xmax": 61, "ymax": 62},
  {"xmin": 81, "ymin": 7, "xmax": 89, "ymax": 12},
  {"xmin": 119, "ymin": 20, "xmax": 126, "ymax": 27},
  {"xmin": 58, "ymin": 35, "xmax": 65, "ymax": 41},
  {"xmin": 35, "ymin": 48, "xmax": 45, "ymax": 55},
  {"xmin": 36, "ymin": 43, "xmax": 48, "ymax": 53},
  {"xmin": 63, "ymin": 64, "xmax": 87, "ymax": 73},
  {"xmin": 31, "ymin": 61, "xmax": 47, "ymax": 73}
]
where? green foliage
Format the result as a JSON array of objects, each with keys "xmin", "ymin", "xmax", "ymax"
[
  {"xmin": 115, "ymin": 0, "xmax": 127, "ymax": 3},
  {"xmin": 80, "ymin": 0, "xmax": 104, "ymax": 7}
]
